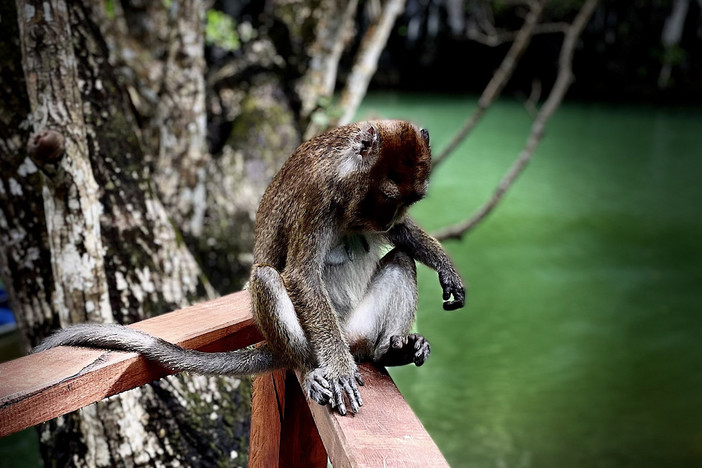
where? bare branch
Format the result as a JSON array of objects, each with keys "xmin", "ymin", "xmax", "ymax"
[
  {"xmin": 433, "ymin": 0, "xmax": 600, "ymax": 242},
  {"xmin": 466, "ymin": 21, "xmax": 569, "ymax": 47},
  {"xmin": 432, "ymin": 0, "xmax": 547, "ymax": 168},
  {"xmin": 334, "ymin": 0, "xmax": 406, "ymax": 127},
  {"xmin": 524, "ymin": 78, "xmax": 542, "ymax": 117}
]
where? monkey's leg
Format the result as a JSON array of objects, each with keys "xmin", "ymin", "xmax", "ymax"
[
  {"xmin": 344, "ymin": 249, "xmax": 431, "ymax": 367},
  {"xmin": 249, "ymin": 265, "xmax": 332, "ymax": 404}
]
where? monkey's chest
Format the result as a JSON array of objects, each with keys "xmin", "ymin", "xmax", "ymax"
[{"xmin": 323, "ymin": 234, "xmax": 383, "ymax": 319}]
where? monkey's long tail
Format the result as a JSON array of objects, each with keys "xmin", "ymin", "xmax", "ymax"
[{"xmin": 32, "ymin": 323, "xmax": 278, "ymax": 376}]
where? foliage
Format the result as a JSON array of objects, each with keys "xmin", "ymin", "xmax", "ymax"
[{"xmin": 206, "ymin": 9, "xmax": 240, "ymax": 52}]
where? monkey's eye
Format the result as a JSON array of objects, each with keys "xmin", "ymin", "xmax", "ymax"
[{"xmin": 387, "ymin": 169, "xmax": 401, "ymax": 184}]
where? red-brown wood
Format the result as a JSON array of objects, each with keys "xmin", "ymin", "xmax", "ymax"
[
  {"xmin": 279, "ymin": 371, "xmax": 327, "ymax": 468},
  {"xmin": 0, "ymin": 291, "xmax": 451, "ymax": 468},
  {"xmin": 249, "ymin": 369, "xmax": 287, "ymax": 467},
  {"xmin": 0, "ymin": 291, "xmax": 261, "ymax": 438},
  {"xmin": 299, "ymin": 364, "xmax": 450, "ymax": 468}
]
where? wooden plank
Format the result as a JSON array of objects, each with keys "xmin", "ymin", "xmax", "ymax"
[
  {"xmin": 279, "ymin": 370, "xmax": 327, "ymax": 468},
  {"xmin": 249, "ymin": 369, "xmax": 287, "ymax": 467},
  {"xmin": 0, "ymin": 291, "xmax": 262, "ymax": 438},
  {"xmin": 299, "ymin": 364, "xmax": 450, "ymax": 468}
]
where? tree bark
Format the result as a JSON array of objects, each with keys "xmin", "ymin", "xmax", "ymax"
[
  {"xmin": 298, "ymin": 0, "xmax": 359, "ymax": 139},
  {"xmin": 335, "ymin": 0, "xmax": 407, "ymax": 127},
  {"xmin": 4, "ymin": 1, "xmax": 249, "ymax": 466}
]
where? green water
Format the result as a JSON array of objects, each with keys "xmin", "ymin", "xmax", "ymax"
[{"xmin": 356, "ymin": 94, "xmax": 702, "ymax": 467}]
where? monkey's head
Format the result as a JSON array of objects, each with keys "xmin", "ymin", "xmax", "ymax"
[{"xmin": 340, "ymin": 120, "xmax": 432, "ymax": 232}]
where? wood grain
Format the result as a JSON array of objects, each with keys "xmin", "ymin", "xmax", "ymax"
[
  {"xmin": 0, "ymin": 291, "xmax": 262, "ymax": 438},
  {"xmin": 300, "ymin": 364, "xmax": 450, "ymax": 468}
]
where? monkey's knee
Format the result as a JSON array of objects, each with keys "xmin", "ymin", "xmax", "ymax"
[
  {"xmin": 380, "ymin": 248, "xmax": 417, "ymax": 280},
  {"xmin": 344, "ymin": 249, "xmax": 418, "ymax": 359},
  {"xmin": 377, "ymin": 248, "xmax": 418, "ymax": 305},
  {"xmin": 250, "ymin": 264, "xmax": 284, "ymax": 292}
]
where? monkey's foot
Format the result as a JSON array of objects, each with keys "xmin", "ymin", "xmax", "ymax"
[
  {"xmin": 302, "ymin": 368, "xmax": 332, "ymax": 406},
  {"xmin": 327, "ymin": 371, "xmax": 364, "ymax": 416},
  {"xmin": 378, "ymin": 333, "xmax": 431, "ymax": 367},
  {"xmin": 305, "ymin": 366, "xmax": 364, "ymax": 416}
]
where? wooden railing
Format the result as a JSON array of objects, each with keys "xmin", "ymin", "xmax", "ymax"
[{"xmin": 0, "ymin": 292, "xmax": 449, "ymax": 467}]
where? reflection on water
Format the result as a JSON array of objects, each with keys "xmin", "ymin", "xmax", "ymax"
[{"xmin": 358, "ymin": 95, "xmax": 702, "ymax": 468}]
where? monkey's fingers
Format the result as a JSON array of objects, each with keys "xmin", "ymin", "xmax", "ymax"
[
  {"xmin": 313, "ymin": 373, "xmax": 331, "ymax": 389},
  {"xmin": 309, "ymin": 381, "xmax": 332, "ymax": 405},
  {"xmin": 330, "ymin": 380, "xmax": 347, "ymax": 416},
  {"xmin": 354, "ymin": 370, "xmax": 365, "ymax": 386},
  {"xmin": 341, "ymin": 376, "xmax": 362, "ymax": 413},
  {"xmin": 443, "ymin": 298, "xmax": 463, "ymax": 311},
  {"xmin": 442, "ymin": 286, "xmax": 466, "ymax": 310},
  {"xmin": 412, "ymin": 335, "xmax": 431, "ymax": 366},
  {"xmin": 332, "ymin": 380, "xmax": 346, "ymax": 416}
]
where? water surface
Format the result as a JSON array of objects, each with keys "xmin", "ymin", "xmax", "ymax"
[{"xmin": 357, "ymin": 94, "xmax": 702, "ymax": 468}]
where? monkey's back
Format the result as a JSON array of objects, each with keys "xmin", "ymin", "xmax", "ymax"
[{"xmin": 252, "ymin": 124, "xmax": 363, "ymax": 270}]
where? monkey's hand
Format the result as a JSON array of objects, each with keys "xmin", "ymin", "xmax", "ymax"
[
  {"xmin": 312, "ymin": 357, "xmax": 364, "ymax": 416},
  {"xmin": 439, "ymin": 268, "xmax": 466, "ymax": 310}
]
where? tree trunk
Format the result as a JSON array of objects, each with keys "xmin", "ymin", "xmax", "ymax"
[{"xmin": 2, "ymin": 1, "xmax": 249, "ymax": 466}]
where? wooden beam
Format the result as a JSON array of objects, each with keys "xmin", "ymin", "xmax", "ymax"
[
  {"xmin": 300, "ymin": 364, "xmax": 450, "ymax": 468},
  {"xmin": 250, "ymin": 369, "xmax": 287, "ymax": 467},
  {"xmin": 0, "ymin": 291, "xmax": 261, "ymax": 438},
  {"xmin": 279, "ymin": 370, "xmax": 327, "ymax": 468},
  {"xmin": 250, "ymin": 370, "xmax": 327, "ymax": 468}
]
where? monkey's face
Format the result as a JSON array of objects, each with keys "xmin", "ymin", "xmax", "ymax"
[{"xmin": 352, "ymin": 121, "xmax": 432, "ymax": 232}]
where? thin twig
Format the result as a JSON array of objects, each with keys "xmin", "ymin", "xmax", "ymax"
[
  {"xmin": 433, "ymin": 0, "xmax": 599, "ymax": 241},
  {"xmin": 432, "ymin": 0, "xmax": 547, "ymax": 169},
  {"xmin": 334, "ymin": 0, "xmax": 406, "ymax": 127}
]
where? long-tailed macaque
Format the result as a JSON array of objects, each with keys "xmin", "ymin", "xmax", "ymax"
[{"xmin": 35, "ymin": 120, "xmax": 466, "ymax": 415}]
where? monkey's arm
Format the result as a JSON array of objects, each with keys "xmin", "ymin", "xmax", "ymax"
[
  {"xmin": 388, "ymin": 217, "xmax": 466, "ymax": 310},
  {"xmin": 283, "ymin": 261, "xmax": 364, "ymax": 415}
]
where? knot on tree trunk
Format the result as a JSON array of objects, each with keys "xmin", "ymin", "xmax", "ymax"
[{"xmin": 27, "ymin": 129, "xmax": 65, "ymax": 166}]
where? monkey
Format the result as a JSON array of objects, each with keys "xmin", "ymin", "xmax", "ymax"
[{"xmin": 34, "ymin": 120, "xmax": 466, "ymax": 416}]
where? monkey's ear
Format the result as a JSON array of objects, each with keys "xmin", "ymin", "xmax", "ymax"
[
  {"xmin": 359, "ymin": 124, "xmax": 378, "ymax": 158},
  {"xmin": 420, "ymin": 128, "xmax": 430, "ymax": 145}
]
